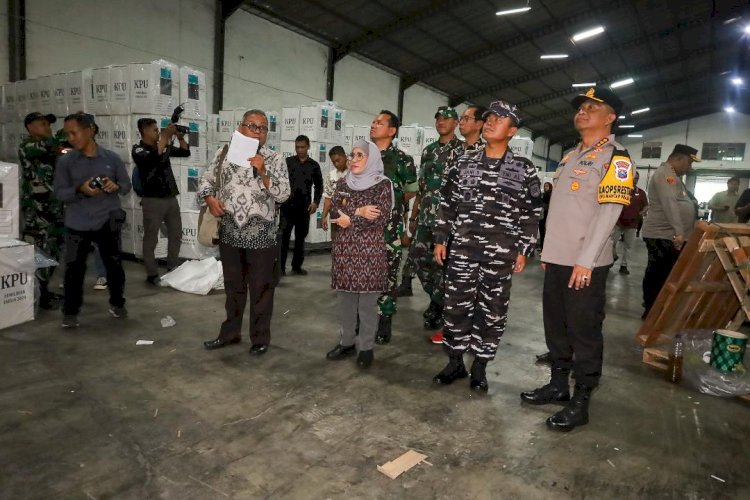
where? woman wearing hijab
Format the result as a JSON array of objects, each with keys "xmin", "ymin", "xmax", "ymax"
[{"xmin": 325, "ymin": 139, "xmax": 393, "ymax": 368}]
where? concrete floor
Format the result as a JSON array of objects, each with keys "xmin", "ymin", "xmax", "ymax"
[{"xmin": 1, "ymin": 242, "xmax": 748, "ymax": 500}]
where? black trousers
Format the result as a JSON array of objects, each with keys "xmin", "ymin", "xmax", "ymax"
[
  {"xmin": 63, "ymin": 224, "xmax": 125, "ymax": 316},
  {"xmin": 642, "ymin": 238, "xmax": 681, "ymax": 315},
  {"xmin": 218, "ymin": 243, "xmax": 278, "ymax": 345},
  {"xmin": 280, "ymin": 205, "xmax": 310, "ymax": 271},
  {"xmin": 543, "ymin": 264, "xmax": 609, "ymax": 388}
]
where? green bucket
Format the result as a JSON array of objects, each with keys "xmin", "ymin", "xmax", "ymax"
[{"xmin": 710, "ymin": 330, "xmax": 748, "ymax": 373}]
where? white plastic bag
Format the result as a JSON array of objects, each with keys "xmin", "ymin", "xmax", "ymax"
[{"xmin": 159, "ymin": 257, "xmax": 223, "ymax": 295}]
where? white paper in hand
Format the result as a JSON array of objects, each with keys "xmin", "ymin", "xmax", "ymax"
[{"xmin": 227, "ymin": 131, "xmax": 260, "ymax": 167}]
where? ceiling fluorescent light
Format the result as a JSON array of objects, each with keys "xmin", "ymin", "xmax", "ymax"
[
  {"xmin": 631, "ymin": 107, "xmax": 650, "ymax": 114},
  {"xmin": 496, "ymin": 6, "xmax": 531, "ymax": 16},
  {"xmin": 572, "ymin": 82, "xmax": 596, "ymax": 87},
  {"xmin": 572, "ymin": 26, "xmax": 605, "ymax": 42},
  {"xmin": 725, "ymin": 106, "xmax": 736, "ymax": 113},
  {"xmin": 618, "ymin": 125, "xmax": 635, "ymax": 128},
  {"xmin": 618, "ymin": 115, "xmax": 626, "ymax": 119},
  {"xmin": 627, "ymin": 134, "xmax": 643, "ymax": 138},
  {"xmin": 610, "ymin": 78, "xmax": 634, "ymax": 88},
  {"xmin": 731, "ymin": 77, "xmax": 743, "ymax": 86},
  {"xmin": 745, "ymin": 25, "xmax": 750, "ymax": 34},
  {"xmin": 540, "ymin": 54, "xmax": 568, "ymax": 59}
]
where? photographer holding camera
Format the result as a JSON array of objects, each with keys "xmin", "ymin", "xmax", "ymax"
[
  {"xmin": 53, "ymin": 112, "xmax": 131, "ymax": 328},
  {"xmin": 131, "ymin": 118, "xmax": 190, "ymax": 284}
]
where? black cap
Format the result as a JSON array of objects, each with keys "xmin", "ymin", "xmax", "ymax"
[
  {"xmin": 483, "ymin": 99, "xmax": 521, "ymax": 126},
  {"xmin": 571, "ymin": 87, "xmax": 623, "ymax": 116},
  {"xmin": 24, "ymin": 112, "xmax": 56, "ymax": 127},
  {"xmin": 671, "ymin": 144, "xmax": 702, "ymax": 162}
]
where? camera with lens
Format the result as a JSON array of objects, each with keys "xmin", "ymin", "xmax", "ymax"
[
  {"xmin": 170, "ymin": 104, "xmax": 189, "ymax": 135},
  {"xmin": 89, "ymin": 176, "xmax": 106, "ymax": 190}
]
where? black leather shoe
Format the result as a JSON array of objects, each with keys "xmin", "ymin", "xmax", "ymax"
[
  {"xmin": 520, "ymin": 384, "xmax": 571, "ymax": 405},
  {"xmin": 327, "ymin": 344, "xmax": 356, "ymax": 360},
  {"xmin": 203, "ymin": 337, "xmax": 240, "ymax": 350},
  {"xmin": 357, "ymin": 349, "xmax": 374, "ymax": 368},
  {"xmin": 535, "ymin": 352, "xmax": 552, "ymax": 364},
  {"xmin": 424, "ymin": 313, "xmax": 443, "ymax": 330},
  {"xmin": 291, "ymin": 268, "xmax": 308, "ymax": 275},
  {"xmin": 619, "ymin": 266, "xmax": 630, "ymax": 275},
  {"xmin": 423, "ymin": 300, "xmax": 440, "ymax": 319},
  {"xmin": 546, "ymin": 385, "xmax": 593, "ymax": 432},
  {"xmin": 433, "ymin": 356, "xmax": 468, "ymax": 385},
  {"xmin": 374, "ymin": 315, "xmax": 392, "ymax": 344},
  {"xmin": 470, "ymin": 360, "xmax": 488, "ymax": 392},
  {"xmin": 396, "ymin": 279, "xmax": 413, "ymax": 297},
  {"xmin": 250, "ymin": 344, "xmax": 269, "ymax": 355}
]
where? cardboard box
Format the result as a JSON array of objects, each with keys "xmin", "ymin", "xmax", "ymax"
[
  {"xmin": 218, "ymin": 110, "xmax": 234, "ymax": 142},
  {"xmin": 299, "ymin": 104, "xmax": 329, "ymax": 142},
  {"xmin": 108, "ymin": 65, "xmax": 131, "ymax": 115},
  {"xmin": 14, "ymin": 81, "xmax": 28, "ymax": 119},
  {"xmin": 266, "ymin": 110, "xmax": 280, "ymax": 150},
  {"xmin": 110, "ymin": 115, "xmax": 132, "ymax": 163},
  {"xmin": 280, "ymin": 140, "xmax": 296, "ymax": 160},
  {"xmin": 91, "ymin": 67, "xmax": 111, "ymax": 115},
  {"xmin": 65, "ymin": 69, "xmax": 93, "ymax": 113},
  {"xmin": 397, "ymin": 125, "xmax": 423, "ymax": 157},
  {"xmin": 343, "ymin": 125, "xmax": 353, "ymax": 150},
  {"xmin": 306, "ymin": 208, "xmax": 329, "ymax": 244},
  {"xmin": 351, "ymin": 125, "xmax": 370, "ymax": 144},
  {"xmin": 509, "ymin": 136, "xmax": 534, "ymax": 159},
  {"xmin": 179, "ymin": 211, "xmax": 219, "ymax": 260},
  {"xmin": 37, "ymin": 76, "xmax": 53, "ymax": 111},
  {"xmin": 1, "ymin": 83, "xmax": 16, "ymax": 122},
  {"xmin": 0, "ymin": 162, "xmax": 20, "ymax": 239},
  {"xmin": 332, "ymin": 108, "xmax": 345, "ymax": 144},
  {"xmin": 121, "ymin": 164, "xmax": 138, "ymax": 210},
  {"xmin": 281, "ymin": 107, "xmax": 300, "ymax": 141},
  {"xmin": 2, "ymin": 125, "xmax": 21, "ymax": 162},
  {"xmin": 0, "ymin": 239, "xmax": 35, "ymax": 330},
  {"xmin": 310, "ymin": 142, "xmax": 333, "ymax": 165},
  {"xmin": 179, "ymin": 66, "xmax": 207, "ymax": 120},
  {"xmin": 94, "ymin": 115, "xmax": 112, "ymax": 149},
  {"xmin": 50, "ymin": 73, "xmax": 68, "ymax": 117},
  {"xmin": 206, "ymin": 114, "xmax": 220, "ymax": 144},
  {"xmin": 129, "ymin": 60, "xmax": 179, "ymax": 116},
  {"xmin": 177, "ymin": 165, "xmax": 205, "ymax": 212},
  {"xmin": 178, "ymin": 119, "xmax": 208, "ymax": 168},
  {"xmin": 26, "ymin": 79, "xmax": 40, "ymax": 113}
]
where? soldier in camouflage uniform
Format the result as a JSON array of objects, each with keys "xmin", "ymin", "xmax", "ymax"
[
  {"xmin": 404, "ymin": 106, "xmax": 463, "ymax": 331},
  {"xmin": 18, "ymin": 112, "xmax": 68, "ymax": 309},
  {"xmin": 432, "ymin": 100, "xmax": 542, "ymax": 393},
  {"xmin": 369, "ymin": 110, "xmax": 418, "ymax": 344}
]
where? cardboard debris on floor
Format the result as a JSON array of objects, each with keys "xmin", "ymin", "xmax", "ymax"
[{"xmin": 377, "ymin": 450, "xmax": 428, "ymax": 479}]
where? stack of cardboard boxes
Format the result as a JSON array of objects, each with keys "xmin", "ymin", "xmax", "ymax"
[{"xmin": 0, "ymin": 60, "xmax": 217, "ymax": 261}]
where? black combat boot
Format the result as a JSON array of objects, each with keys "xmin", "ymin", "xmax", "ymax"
[
  {"xmin": 469, "ymin": 358, "xmax": 488, "ymax": 392},
  {"xmin": 433, "ymin": 352, "xmax": 468, "ymax": 385},
  {"xmin": 520, "ymin": 368, "xmax": 571, "ymax": 405},
  {"xmin": 423, "ymin": 305, "xmax": 443, "ymax": 330},
  {"xmin": 423, "ymin": 300, "xmax": 440, "ymax": 319},
  {"xmin": 374, "ymin": 315, "xmax": 392, "ymax": 344},
  {"xmin": 546, "ymin": 384, "xmax": 594, "ymax": 432},
  {"xmin": 396, "ymin": 277, "xmax": 413, "ymax": 297}
]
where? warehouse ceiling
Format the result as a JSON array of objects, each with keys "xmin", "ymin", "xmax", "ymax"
[{"xmin": 240, "ymin": 0, "xmax": 750, "ymax": 146}]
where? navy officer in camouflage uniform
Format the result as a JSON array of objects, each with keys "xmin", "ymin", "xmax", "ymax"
[
  {"xmin": 520, "ymin": 87, "xmax": 633, "ymax": 432},
  {"xmin": 369, "ymin": 110, "xmax": 418, "ymax": 344},
  {"xmin": 18, "ymin": 112, "xmax": 68, "ymax": 309},
  {"xmin": 404, "ymin": 106, "xmax": 463, "ymax": 332},
  {"xmin": 432, "ymin": 100, "xmax": 542, "ymax": 392}
]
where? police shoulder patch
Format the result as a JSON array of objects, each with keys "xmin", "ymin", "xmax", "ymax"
[
  {"xmin": 597, "ymin": 149, "xmax": 633, "ymax": 205},
  {"xmin": 666, "ymin": 176, "xmax": 676, "ymax": 185}
]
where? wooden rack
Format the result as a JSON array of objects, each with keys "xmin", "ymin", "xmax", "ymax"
[{"xmin": 637, "ymin": 221, "xmax": 750, "ymax": 402}]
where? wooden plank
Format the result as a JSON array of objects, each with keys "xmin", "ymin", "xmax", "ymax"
[
  {"xmin": 643, "ymin": 347, "xmax": 669, "ymax": 371},
  {"xmin": 713, "ymin": 243, "xmax": 750, "ymax": 319},
  {"xmin": 377, "ymin": 450, "xmax": 428, "ymax": 479},
  {"xmin": 683, "ymin": 281, "xmax": 733, "ymax": 292},
  {"xmin": 723, "ymin": 236, "xmax": 750, "ymax": 288}
]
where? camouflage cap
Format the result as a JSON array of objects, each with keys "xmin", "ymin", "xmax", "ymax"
[
  {"xmin": 24, "ymin": 112, "xmax": 56, "ymax": 127},
  {"xmin": 434, "ymin": 106, "xmax": 459, "ymax": 120},
  {"xmin": 483, "ymin": 100, "xmax": 520, "ymax": 126}
]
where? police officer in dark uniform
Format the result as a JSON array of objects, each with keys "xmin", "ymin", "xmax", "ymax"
[
  {"xmin": 520, "ymin": 88, "xmax": 633, "ymax": 431},
  {"xmin": 432, "ymin": 100, "xmax": 542, "ymax": 392}
]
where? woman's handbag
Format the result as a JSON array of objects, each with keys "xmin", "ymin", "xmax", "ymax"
[{"xmin": 198, "ymin": 145, "xmax": 229, "ymax": 247}]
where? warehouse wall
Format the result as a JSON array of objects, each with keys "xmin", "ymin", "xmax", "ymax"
[
  {"xmin": 224, "ymin": 10, "xmax": 328, "ymax": 112},
  {"xmin": 23, "ymin": 0, "xmax": 216, "ymax": 108},
  {"xmin": 402, "ymin": 84, "xmax": 447, "ymax": 126},
  {"xmin": 617, "ymin": 112, "xmax": 750, "ymax": 172},
  {"xmin": 333, "ymin": 56, "xmax": 399, "ymax": 126}
]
